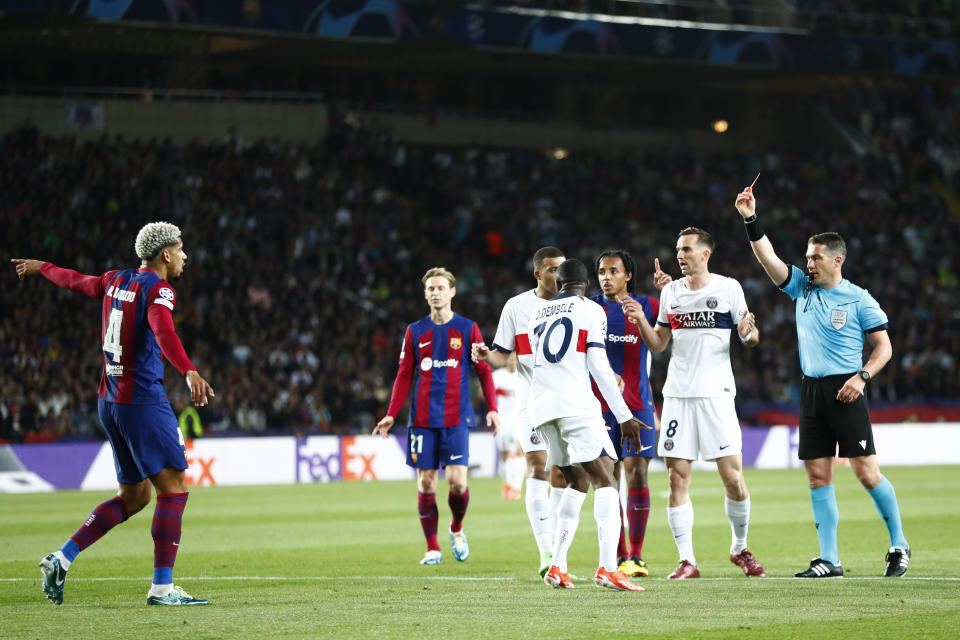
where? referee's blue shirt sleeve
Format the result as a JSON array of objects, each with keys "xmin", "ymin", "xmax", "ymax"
[
  {"xmin": 858, "ymin": 290, "xmax": 889, "ymax": 330},
  {"xmin": 779, "ymin": 265, "xmax": 807, "ymax": 301}
]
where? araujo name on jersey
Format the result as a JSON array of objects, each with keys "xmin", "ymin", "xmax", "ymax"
[
  {"xmin": 672, "ymin": 311, "xmax": 722, "ymax": 328},
  {"xmin": 534, "ymin": 300, "xmax": 575, "ymax": 321},
  {"xmin": 420, "ymin": 357, "xmax": 460, "ymax": 371},
  {"xmin": 608, "ymin": 334, "xmax": 638, "ymax": 344},
  {"xmin": 106, "ymin": 285, "xmax": 137, "ymax": 303}
]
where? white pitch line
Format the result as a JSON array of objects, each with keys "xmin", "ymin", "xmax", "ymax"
[{"xmin": 2, "ymin": 575, "xmax": 958, "ymax": 583}]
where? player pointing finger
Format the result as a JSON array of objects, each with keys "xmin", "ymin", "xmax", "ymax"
[{"xmin": 653, "ymin": 258, "xmax": 672, "ymax": 291}]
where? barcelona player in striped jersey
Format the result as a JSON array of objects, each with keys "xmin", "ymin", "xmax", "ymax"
[
  {"xmin": 590, "ymin": 249, "xmax": 664, "ymax": 578},
  {"xmin": 374, "ymin": 267, "xmax": 500, "ymax": 565},
  {"xmin": 13, "ymin": 222, "xmax": 214, "ymax": 606}
]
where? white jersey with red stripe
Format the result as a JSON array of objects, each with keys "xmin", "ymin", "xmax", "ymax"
[
  {"xmin": 656, "ymin": 273, "xmax": 750, "ymax": 398},
  {"xmin": 525, "ymin": 294, "xmax": 631, "ymax": 427},
  {"xmin": 491, "ymin": 289, "xmax": 540, "ymax": 388}
]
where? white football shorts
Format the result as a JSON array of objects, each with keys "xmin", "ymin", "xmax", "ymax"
[
  {"xmin": 535, "ymin": 415, "xmax": 618, "ymax": 468},
  {"xmin": 658, "ymin": 396, "xmax": 742, "ymax": 461},
  {"xmin": 517, "ymin": 409, "xmax": 547, "ymax": 454}
]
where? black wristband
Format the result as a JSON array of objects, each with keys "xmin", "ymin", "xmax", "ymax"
[{"xmin": 744, "ymin": 215, "xmax": 764, "ymax": 242}]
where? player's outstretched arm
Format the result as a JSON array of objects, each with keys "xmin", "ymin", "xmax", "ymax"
[
  {"xmin": 12, "ymin": 259, "xmax": 106, "ymax": 297},
  {"xmin": 11, "ymin": 258, "xmax": 44, "ymax": 280},
  {"xmin": 471, "ymin": 342, "xmax": 510, "ymax": 368},
  {"xmin": 734, "ymin": 190, "xmax": 789, "ymax": 286},
  {"xmin": 618, "ymin": 295, "xmax": 670, "ymax": 353},
  {"xmin": 185, "ymin": 370, "xmax": 215, "ymax": 407}
]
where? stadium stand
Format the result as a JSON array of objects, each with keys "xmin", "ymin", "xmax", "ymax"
[{"xmin": 2, "ymin": 85, "xmax": 958, "ymax": 440}]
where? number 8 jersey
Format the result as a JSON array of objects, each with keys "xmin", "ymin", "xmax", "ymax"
[{"xmin": 525, "ymin": 294, "xmax": 632, "ymax": 428}]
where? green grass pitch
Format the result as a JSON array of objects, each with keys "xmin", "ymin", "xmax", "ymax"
[{"xmin": 2, "ymin": 465, "xmax": 958, "ymax": 639}]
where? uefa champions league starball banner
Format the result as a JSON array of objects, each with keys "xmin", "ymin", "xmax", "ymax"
[{"xmin": 5, "ymin": 424, "xmax": 960, "ymax": 492}]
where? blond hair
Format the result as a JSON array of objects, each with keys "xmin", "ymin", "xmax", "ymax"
[{"xmin": 422, "ymin": 267, "xmax": 456, "ymax": 288}]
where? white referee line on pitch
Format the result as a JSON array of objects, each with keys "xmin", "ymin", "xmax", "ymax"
[{"xmin": 2, "ymin": 576, "xmax": 958, "ymax": 582}]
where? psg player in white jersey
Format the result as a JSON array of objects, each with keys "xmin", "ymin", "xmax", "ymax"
[
  {"xmin": 526, "ymin": 259, "xmax": 649, "ymax": 592},
  {"xmin": 473, "ymin": 247, "xmax": 586, "ymax": 579},
  {"xmin": 620, "ymin": 227, "xmax": 766, "ymax": 580}
]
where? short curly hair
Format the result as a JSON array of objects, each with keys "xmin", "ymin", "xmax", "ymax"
[{"xmin": 135, "ymin": 222, "xmax": 181, "ymax": 260}]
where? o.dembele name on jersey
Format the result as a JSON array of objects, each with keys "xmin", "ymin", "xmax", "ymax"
[{"xmin": 534, "ymin": 300, "xmax": 576, "ymax": 321}]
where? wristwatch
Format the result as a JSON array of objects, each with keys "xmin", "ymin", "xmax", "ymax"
[{"xmin": 858, "ymin": 370, "xmax": 871, "ymax": 382}]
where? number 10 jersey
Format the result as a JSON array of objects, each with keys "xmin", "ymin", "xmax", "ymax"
[{"xmin": 524, "ymin": 293, "xmax": 631, "ymax": 428}]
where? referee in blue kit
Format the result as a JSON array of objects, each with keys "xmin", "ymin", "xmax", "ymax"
[{"xmin": 734, "ymin": 186, "xmax": 910, "ymax": 579}]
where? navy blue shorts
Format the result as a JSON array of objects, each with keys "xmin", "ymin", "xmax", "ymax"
[
  {"xmin": 98, "ymin": 397, "xmax": 188, "ymax": 484},
  {"xmin": 603, "ymin": 409, "xmax": 657, "ymax": 459},
  {"xmin": 406, "ymin": 426, "xmax": 469, "ymax": 469}
]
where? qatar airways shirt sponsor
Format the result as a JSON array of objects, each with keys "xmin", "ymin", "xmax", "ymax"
[{"xmin": 656, "ymin": 274, "xmax": 749, "ymax": 398}]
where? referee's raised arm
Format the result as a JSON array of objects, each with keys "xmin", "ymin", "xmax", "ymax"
[{"xmin": 734, "ymin": 189, "xmax": 789, "ymax": 287}]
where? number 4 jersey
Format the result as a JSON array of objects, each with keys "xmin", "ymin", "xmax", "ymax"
[
  {"xmin": 39, "ymin": 264, "xmax": 196, "ymax": 405},
  {"xmin": 524, "ymin": 294, "xmax": 631, "ymax": 427}
]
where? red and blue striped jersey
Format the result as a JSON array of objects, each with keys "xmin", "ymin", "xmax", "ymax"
[
  {"xmin": 39, "ymin": 263, "xmax": 196, "ymax": 405},
  {"xmin": 99, "ymin": 269, "xmax": 179, "ymax": 404},
  {"xmin": 589, "ymin": 293, "xmax": 659, "ymax": 414},
  {"xmin": 386, "ymin": 313, "xmax": 498, "ymax": 429}
]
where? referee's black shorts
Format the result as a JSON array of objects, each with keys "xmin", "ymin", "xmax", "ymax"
[{"xmin": 799, "ymin": 373, "xmax": 875, "ymax": 460}]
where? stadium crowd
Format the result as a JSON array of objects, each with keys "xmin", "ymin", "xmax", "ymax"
[{"xmin": 1, "ymin": 94, "xmax": 958, "ymax": 440}]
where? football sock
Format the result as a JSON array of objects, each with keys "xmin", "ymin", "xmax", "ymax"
[
  {"xmin": 594, "ymin": 487, "xmax": 622, "ymax": 572},
  {"xmin": 617, "ymin": 503, "xmax": 628, "ymax": 559},
  {"xmin": 866, "ymin": 476, "xmax": 908, "ymax": 549},
  {"xmin": 810, "ymin": 485, "xmax": 840, "ymax": 564},
  {"xmin": 65, "ymin": 495, "xmax": 129, "ymax": 563},
  {"xmin": 552, "ymin": 488, "xmax": 586, "ymax": 572},
  {"xmin": 525, "ymin": 478, "xmax": 554, "ymax": 556},
  {"xmin": 152, "ymin": 492, "xmax": 188, "ymax": 587},
  {"xmin": 725, "ymin": 496, "xmax": 751, "ymax": 555},
  {"xmin": 627, "ymin": 487, "xmax": 650, "ymax": 558},
  {"xmin": 448, "ymin": 487, "xmax": 469, "ymax": 533},
  {"xmin": 506, "ymin": 455, "xmax": 526, "ymax": 492},
  {"xmin": 549, "ymin": 483, "xmax": 565, "ymax": 529},
  {"xmin": 667, "ymin": 501, "xmax": 696, "ymax": 565},
  {"xmin": 50, "ymin": 549, "xmax": 71, "ymax": 571},
  {"xmin": 417, "ymin": 491, "xmax": 441, "ymax": 552}
]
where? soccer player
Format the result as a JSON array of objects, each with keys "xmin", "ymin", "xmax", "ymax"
[
  {"xmin": 735, "ymin": 188, "xmax": 909, "ymax": 578},
  {"xmin": 374, "ymin": 267, "xmax": 500, "ymax": 565},
  {"xmin": 472, "ymin": 246, "xmax": 578, "ymax": 578},
  {"xmin": 620, "ymin": 228, "xmax": 766, "ymax": 579},
  {"xmin": 12, "ymin": 222, "xmax": 214, "ymax": 606},
  {"xmin": 527, "ymin": 259, "xmax": 649, "ymax": 592},
  {"xmin": 590, "ymin": 249, "xmax": 662, "ymax": 578},
  {"xmin": 492, "ymin": 354, "xmax": 526, "ymax": 500}
]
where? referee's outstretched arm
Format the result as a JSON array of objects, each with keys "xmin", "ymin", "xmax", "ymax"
[{"xmin": 734, "ymin": 189, "xmax": 789, "ymax": 287}]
